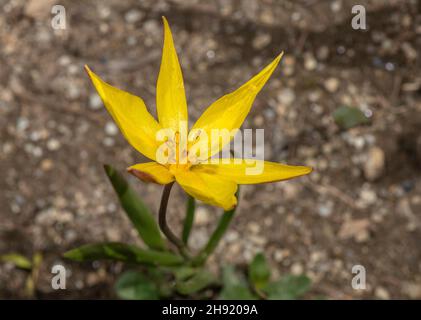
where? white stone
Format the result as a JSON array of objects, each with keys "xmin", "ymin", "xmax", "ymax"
[
  {"xmin": 277, "ymin": 88, "xmax": 295, "ymax": 106},
  {"xmin": 105, "ymin": 121, "xmax": 118, "ymax": 136},
  {"xmin": 89, "ymin": 94, "xmax": 102, "ymax": 110},
  {"xmin": 47, "ymin": 138, "xmax": 61, "ymax": 151},
  {"xmin": 324, "ymin": 77, "xmax": 340, "ymax": 93},
  {"xmin": 124, "ymin": 10, "xmax": 144, "ymax": 24},
  {"xmin": 364, "ymin": 146, "xmax": 385, "ymax": 181}
]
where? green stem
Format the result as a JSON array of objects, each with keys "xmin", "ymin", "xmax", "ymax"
[
  {"xmin": 182, "ymin": 196, "xmax": 196, "ymax": 245},
  {"xmin": 158, "ymin": 182, "xmax": 190, "ymax": 259}
]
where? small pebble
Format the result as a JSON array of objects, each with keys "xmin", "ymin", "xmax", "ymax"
[
  {"xmin": 324, "ymin": 77, "xmax": 340, "ymax": 93},
  {"xmin": 103, "ymin": 137, "xmax": 115, "ymax": 147},
  {"xmin": 124, "ymin": 10, "xmax": 144, "ymax": 24},
  {"xmin": 252, "ymin": 33, "xmax": 271, "ymax": 50},
  {"xmin": 364, "ymin": 146, "xmax": 385, "ymax": 181},
  {"xmin": 253, "ymin": 115, "xmax": 264, "ymax": 126},
  {"xmin": 105, "ymin": 122, "xmax": 118, "ymax": 136},
  {"xmin": 67, "ymin": 83, "xmax": 80, "ymax": 100},
  {"xmin": 195, "ymin": 207, "xmax": 210, "ymax": 226},
  {"xmin": 359, "ymin": 186, "xmax": 378, "ymax": 206},
  {"xmin": 277, "ymin": 88, "xmax": 295, "ymax": 106},
  {"xmin": 40, "ymin": 158, "xmax": 53, "ymax": 171},
  {"xmin": 89, "ymin": 94, "xmax": 102, "ymax": 110},
  {"xmin": 47, "ymin": 138, "xmax": 61, "ymax": 151},
  {"xmin": 16, "ymin": 117, "xmax": 29, "ymax": 132},
  {"xmin": 318, "ymin": 202, "xmax": 333, "ymax": 217},
  {"xmin": 304, "ymin": 53, "xmax": 317, "ymax": 71},
  {"xmin": 375, "ymin": 286, "xmax": 390, "ymax": 300},
  {"xmin": 317, "ymin": 46, "xmax": 329, "ymax": 60},
  {"xmin": 247, "ymin": 222, "xmax": 260, "ymax": 234},
  {"xmin": 291, "ymin": 262, "xmax": 304, "ymax": 275}
]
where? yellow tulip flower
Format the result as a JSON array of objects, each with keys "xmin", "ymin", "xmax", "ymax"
[{"xmin": 85, "ymin": 17, "xmax": 311, "ymax": 211}]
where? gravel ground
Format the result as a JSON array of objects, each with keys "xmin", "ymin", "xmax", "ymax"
[{"xmin": 1, "ymin": 0, "xmax": 420, "ymax": 299}]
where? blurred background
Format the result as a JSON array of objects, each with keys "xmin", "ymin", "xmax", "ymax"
[{"xmin": 0, "ymin": 0, "xmax": 420, "ymax": 299}]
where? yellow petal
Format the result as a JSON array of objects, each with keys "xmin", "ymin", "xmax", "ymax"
[
  {"xmin": 174, "ymin": 170, "xmax": 237, "ymax": 210},
  {"xmin": 156, "ymin": 17, "xmax": 188, "ymax": 132},
  {"xmin": 190, "ymin": 53, "xmax": 283, "ymax": 160},
  {"xmin": 85, "ymin": 66, "xmax": 161, "ymax": 161},
  {"xmin": 192, "ymin": 159, "xmax": 312, "ymax": 184},
  {"xmin": 128, "ymin": 162, "xmax": 174, "ymax": 185}
]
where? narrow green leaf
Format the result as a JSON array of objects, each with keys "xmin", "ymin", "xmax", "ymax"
[
  {"xmin": 219, "ymin": 265, "xmax": 257, "ymax": 300},
  {"xmin": 264, "ymin": 275, "xmax": 311, "ymax": 300},
  {"xmin": 0, "ymin": 253, "xmax": 32, "ymax": 270},
  {"xmin": 104, "ymin": 165, "xmax": 166, "ymax": 250},
  {"xmin": 63, "ymin": 242, "xmax": 183, "ymax": 266},
  {"xmin": 333, "ymin": 105, "xmax": 370, "ymax": 129},
  {"xmin": 249, "ymin": 253, "xmax": 271, "ymax": 290},
  {"xmin": 182, "ymin": 196, "xmax": 196, "ymax": 245},
  {"xmin": 175, "ymin": 269, "xmax": 216, "ymax": 295},
  {"xmin": 115, "ymin": 271, "xmax": 159, "ymax": 300}
]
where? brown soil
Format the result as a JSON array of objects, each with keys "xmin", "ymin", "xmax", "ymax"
[{"xmin": 1, "ymin": 0, "xmax": 420, "ymax": 299}]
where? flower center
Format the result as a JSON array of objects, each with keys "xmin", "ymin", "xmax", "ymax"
[{"xmin": 167, "ymin": 131, "xmax": 192, "ymax": 173}]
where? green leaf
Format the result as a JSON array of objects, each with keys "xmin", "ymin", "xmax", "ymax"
[
  {"xmin": 249, "ymin": 253, "xmax": 270, "ymax": 290},
  {"xmin": 145, "ymin": 267, "xmax": 173, "ymax": 298},
  {"xmin": 104, "ymin": 165, "xmax": 166, "ymax": 251},
  {"xmin": 333, "ymin": 105, "xmax": 370, "ymax": 129},
  {"xmin": 63, "ymin": 242, "xmax": 183, "ymax": 266},
  {"xmin": 182, "ymin": 196, "xmax": 195, "ymax": 245},
  {"xmin": 172, "ymin": 266, "xmax": 196, "ymax": 281},
  {"xmin": 0, "ymin": 253, "xmax": 32, "ymax": 270},
  {"xmin": 220, "ymin": 285, "xmax": 257, "ymax": 300},
  {"xmin": 175, "ymin": 269, "xmax": 216, "ymax": 295},
  {"xmin": 115, "ymin": 271, "xmax": 159, "ymax": 300},
  {"xmin": 219, "ymin": 266, "xmax": 257, "ymax": 300},
  {"xmin": 264, "ymin": 275, "xmax": 311, "ymax": 300}
]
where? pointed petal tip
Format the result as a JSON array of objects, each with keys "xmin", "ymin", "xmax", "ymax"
[
  {"xmin": 84, "ymin": 64, "xmax": 91, "ymax": 73},
  {"xmin": 266, "ymin": 52, "xmax": 284, "ymax": 72},
  {"xmin": 271, "ymin": 52, "xmax": 284, "ymax": 68},
  {"xmin": 293, "ymin": 165, "xmax": 313, "ymax": 176},
  {"xmin": 162, "ymin": 16, "xmax": 170, "ymax": 30},
  {"xmin": 300, "ymin": 165, "xmax": 313, "ymax": 176},
  {"xmin": 84, "ymin": 65, "xmax": 95, "ymax": 80},
  {"xmin": 305, "ymin": 166, "xmax": 313, "ymax": 173}
]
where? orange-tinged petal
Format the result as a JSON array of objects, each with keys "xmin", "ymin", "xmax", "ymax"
[
  {"xmin": 192, "ymin": 159, "xmax": 312, "ymax": 184},
  {"xmin": 174, "ymin": 170, "xmax": 237, "ymax": 210},
  {"xmin": 85, "ymin": 66, "xmax": 161, "ymax": 161},
  {"xmin": 190, "ymin": 53, "xmax": 283, "ymax": 160},
  {"xmin": 156, "ymin": 17, "xmax": 188, "ymax": 133},
  {"xmin": 128, "ymin": 162, "xmax": 174, "ymax": 185}
]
